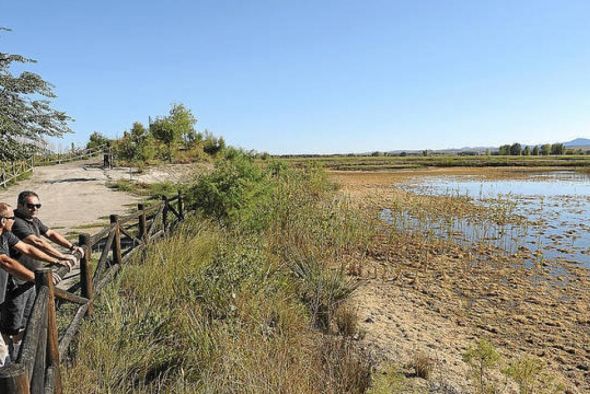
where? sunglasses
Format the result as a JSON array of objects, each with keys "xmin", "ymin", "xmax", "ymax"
[
  {"xmin": 26, "ymin": 203, "xmax": 42, "ymax": 209},
  {"xmin": 1, "ymin": 216, "xmax": 15, "ymax": 220}
]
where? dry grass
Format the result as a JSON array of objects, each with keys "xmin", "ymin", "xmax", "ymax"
[
  {"xmin": 334, "ymin": 304, "xmax": 360, "ymax": 338},
  {"xmin": 412, "ymin": 351, "xmax": 434, "ymax": 380}
]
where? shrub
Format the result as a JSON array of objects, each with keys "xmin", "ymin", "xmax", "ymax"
[
  {"xmin": 502, "ymin": 356, "xmax": 565, "ymax": 394},
  {"xmin": 292, "ymin": 256, "xmax": 357, "ymax": 331},
  {"xmin": 463, "ymin": 339, "xmax": 500, "ymax": 394},
  {"xmin": 187, "ymin": 153, "xmax": 271, "ymax": 226}
]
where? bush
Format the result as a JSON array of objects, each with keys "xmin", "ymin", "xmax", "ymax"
[
  {"xmin": 463, "ymin": 339, "xmax": 500, "ymax": 394},
  {"xmin": 292, "ymin": 256, "xmax": 357, "ymax": 330},
  {"xmin": 502, "ymin": 356, "xmax": 565, "ymax": 394},
  {"xmin": 187, "ymin": 153, "xmax": 272, "ymax": 227}
]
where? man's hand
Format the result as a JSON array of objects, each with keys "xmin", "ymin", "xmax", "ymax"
[
  {"xmin": 51, "ymin": 271, "xmax": 61, "ymax": 285},
  {"xmin": 58, "ymin": 255, "xmax": 77, "ymax": 271},
  {"xmin": 70, "ymin": 245, "xmax": 85, "ymax": 258}
]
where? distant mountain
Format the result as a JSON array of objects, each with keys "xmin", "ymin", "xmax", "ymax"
[{"xmin": 564, "ymin": 138, "xmax": 590, "ymax": 147}]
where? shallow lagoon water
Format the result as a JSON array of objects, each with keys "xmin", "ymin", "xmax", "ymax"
[{"xmin": 384, "ymin": 171, "xmax": 590, "ymax": 267}]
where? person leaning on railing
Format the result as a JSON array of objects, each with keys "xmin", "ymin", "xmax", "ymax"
[
  {"xmin": 13, "ymin": 191, "xmax": 85, "ymax": 261},
  {"xmin": 0, "ymin": 216, "xmax": 36, "ymax": 368},
  {"xmin": 0, "ymin": 201, "xmax": 73, "ymax": 367}
]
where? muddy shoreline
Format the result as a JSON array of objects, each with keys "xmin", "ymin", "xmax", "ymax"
[{"xmin": 334, "ymin": 168, "xmax": 590, "ymax": 393}]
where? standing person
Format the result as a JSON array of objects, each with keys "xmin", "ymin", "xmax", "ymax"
[
  {"xmin": 0, "ymin": 201, "xmax": 72, "ymax": 363},
  {"xmin": 0, "ymin": 203, "xmax": 64, "ymax": 366}
]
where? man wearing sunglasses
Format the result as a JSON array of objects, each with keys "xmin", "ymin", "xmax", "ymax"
[
  {"xmin": 0, "ymin": 202, "xmax": 66, "ymax": 366},
  {"xmin": 12, "ymin": 191, "xmax": 84, "ymax": 267}
]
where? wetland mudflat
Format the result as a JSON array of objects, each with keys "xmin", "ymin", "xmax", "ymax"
[
  {"xmin": 389, "ymin": 170, "xmax": 590, "ymax": 267},
  {"xmin": 333, "ymin": 168, "xmax": 590, "ymax": 392}
]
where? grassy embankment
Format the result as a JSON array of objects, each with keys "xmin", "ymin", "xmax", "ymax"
[
  {"xmin": 277, "ymin": 154, "xmax": 590, "ymax": 171},
  {"xmin": 63, "ymin": 155, "xmax": 377, "ymax": 393}
]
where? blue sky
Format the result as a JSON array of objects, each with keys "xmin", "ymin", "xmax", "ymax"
[{"xmin": 3, "ymin": 1, "xmax": 590, "ymax": 154}]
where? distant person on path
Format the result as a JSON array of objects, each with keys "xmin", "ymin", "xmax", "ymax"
[{"xmin": 0, "ymin": 202, "xmax": 65, "ymax": 366}]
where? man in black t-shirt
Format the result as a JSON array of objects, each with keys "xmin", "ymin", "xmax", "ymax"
[{"xmin": 12, "ymin": 191, "xmax": 83, "ymax": 268}]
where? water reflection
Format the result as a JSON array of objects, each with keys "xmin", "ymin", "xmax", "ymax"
[{"xmin": 385, "ymin": 171, "xmax": 590, "ymax": 267}]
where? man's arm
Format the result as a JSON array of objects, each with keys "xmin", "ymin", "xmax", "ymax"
[
  {"xmin": 12, "ymin": 240, "xmax": 71, "ymax": 268},
  {"xmin": 20, "ymin": 233, "xmax": 71, "ymax": 260},
  {"xmin": 0, "ymin": 255, "xmax": 34, "ymax": 282},
  {"xmin": 44, "ymin": 229, "xmax": 83, "ymax": 257},
  {"xmin": 43, "ymin": 229, "xmax": 73, "ymax": 250}
]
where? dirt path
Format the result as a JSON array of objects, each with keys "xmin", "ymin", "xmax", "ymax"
[{"xmin": 0, "ymin": 159, "xmax": 141, "ymax": 235}]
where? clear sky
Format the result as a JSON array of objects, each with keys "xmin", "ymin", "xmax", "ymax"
[{"xmin": 3, "ymin": 1, "xmax": 590, "ymax": 154}]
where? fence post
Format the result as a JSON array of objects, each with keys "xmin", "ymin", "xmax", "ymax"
[
  {"xmin": 1, "ymin": 168, "xmax": 5, "ymax": 188},
  {"xmin": 138, "ymin": 204, "xmax": 147, "ymax": 242},
  {"xmin": 161, "ymin": 196, "xmax": 169, "ymax": 231},
  {"xmin": 79, "ymin": 233, "xmax": 94, "ymax": 316},
  {"xmin": 36, "ymin": 269, "xmax": 62, "ymax": 394},
  {"xmin": 11, "ymin": 161, "xmax": 16, "ymax": 176},
  {"xmin": 110, "ymin": 215, "xmax": 122, "ymax": 265},
  {"xmin": 0, "ymin": 364, "xmax": 29, "ymax": 393},
  {"xmin": 177, "ymin": 190, "xmax": 184, "ymax": 220}
]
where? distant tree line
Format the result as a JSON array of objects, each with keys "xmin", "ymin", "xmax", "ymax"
[
  {"xmin": 86, "ymin": 104, "xmax": 226, "ymax": 164},
  {"xmin": 497, "ymin": 143, "xmax": 569, "ymax": 156}
]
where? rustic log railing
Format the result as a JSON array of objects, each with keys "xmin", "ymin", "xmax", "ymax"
[
  {"xmin": 0, "ymin": 158, "xmax": 35, "ymax": 189},
  {"xmin": 0, "ymin": 193, "xmax": 185, "ymax": 393}
]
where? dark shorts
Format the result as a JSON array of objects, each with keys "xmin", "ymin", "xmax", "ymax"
[{"xmin": 0, "ymin": 280, "xmax": 36, "ymax": 336}]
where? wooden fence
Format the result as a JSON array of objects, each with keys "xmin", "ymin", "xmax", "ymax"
[
  {"xmin": 33, "ymin": 146, "xmax": 105, "ymax": 167},
  {"xmin": 0, "ymin": 147, "xmax": 105, "ymax": 189},
  {"xmin": 0, "ymin": 159, "xmax": 35, "ymax": 189},
  {"xmin": 0, "ymin": 193, "xmax": 185, "ymax": 393}
]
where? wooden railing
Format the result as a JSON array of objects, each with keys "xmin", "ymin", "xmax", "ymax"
[
  {"xmin": 0, "ymin": 159, "xmax": 34, "ymax": 189},
  {"xmin": 33, "ymin": 147, "xmax": 105, "ymax": 167},
  {"xmin": 0, "ymin": 146, "xmax": 106, "ymax": 189},
  {"xmin": 0, "ymin": 192, "xmax": 185, "ymax": 393}
]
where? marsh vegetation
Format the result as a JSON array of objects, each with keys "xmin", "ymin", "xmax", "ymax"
[
  {"xmin": 385, "ymin": 170, "xmax": 590, "ymax": 267},
  {"xmin": 63, "ymin": 155, "xmax": 376, "ymax": 393}
]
